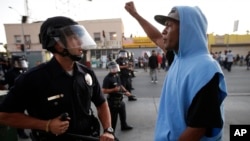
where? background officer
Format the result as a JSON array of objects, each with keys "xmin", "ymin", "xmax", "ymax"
[
  {"xmin": 0, "ymin": 55, "xmax": 29, "ymax": 139},
  {"xmin": 1, "ymin": 55, "xmax": 28, "ymax": 89},
  {"xmin": 0, "ymin": 16, "xmax": 114, "ymax": 141},
  {"xmin": 116, "ymin": 50, "xmax": 137, "ymax": 101},
  {"xmin": 102, "ymin": 61, "xmax": 133, "ymax": 140}
]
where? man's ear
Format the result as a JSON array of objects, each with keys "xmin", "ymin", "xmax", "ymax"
[{"xmin": 54, "ymin": 42, "xmax": 64, "ymax": 52}]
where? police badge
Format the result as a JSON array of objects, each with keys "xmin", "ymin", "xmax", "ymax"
[{"xmin": 85, "ymin": 73, "xmax": 92, "ymax": 86}]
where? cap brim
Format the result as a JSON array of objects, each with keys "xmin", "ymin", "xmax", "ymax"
[{"xmin": 154, "ymin": 15, "xmax": 178, "ymax": 26}]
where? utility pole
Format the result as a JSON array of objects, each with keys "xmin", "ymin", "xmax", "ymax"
[{"xmin": 8, "ymin": 6, "xmax": 28, "ymax": 57}]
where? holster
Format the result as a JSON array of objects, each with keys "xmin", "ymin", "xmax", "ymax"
[{"xmin": 108, "ymin": 95, "xmax": 123, "ymax": 108}]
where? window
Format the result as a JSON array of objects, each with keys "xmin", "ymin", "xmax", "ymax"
[
  {"xmin": 96, "ymin": 50, "xmax": 101, "ymax": 59},
  {"xmin": 94, "ymin": 32, "xmax": 101, "ymax": 42},
  {"xmin": 109, "ymin": 32, "xmax": 117, "ymax": 40},
  {"xmin": 14, "ymin": 35, "xmax": 22, "ymax": 44},
  {"xmin": 91, "ymin": 50, "xmax": 96, "ymax": 58},
  {"xmin": 101, "ymin": 50, "xmax": 107, "ymax": 55},
  {"xmin": 24, "ymin": 35, "xmax": 31, "ymax": 45}
]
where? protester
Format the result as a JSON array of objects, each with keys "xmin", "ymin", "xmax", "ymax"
[
  {"xmin": 0, "ymin": 16, "xmax": 114, "ymax": 141},
  {"xmin": 143, "ymin": 52, "xmax": 149, "ymax": 72},
  {"xmin": 156, "ymin": 52, "xmax": 162, "ymax": 72},
  {"xmin": 125, "ymin": 2, "xmax": 227, "ymax": 140},
  {"xmin": 245, "ymin": 51, "xmax": 250, "ymax": 70},
  {"xmin": 148, "ymin": 50, "xmax": 158, "ymax": 83},
  {"xmin": 161, "ymin": 52, "xmax": 166, "ymax": 71},
  {"xmin": 226, "ymin": 50, "xmax": 234, "ymax": 72}
]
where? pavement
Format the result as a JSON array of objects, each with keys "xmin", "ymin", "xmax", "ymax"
[{"xmin": 1, "ymin": 65, "xmax": 250, "ymax": 141}]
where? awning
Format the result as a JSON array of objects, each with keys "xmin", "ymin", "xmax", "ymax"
[{"xmin": 0, "ymin": 44, "xmax": 6, "ymax": 53}]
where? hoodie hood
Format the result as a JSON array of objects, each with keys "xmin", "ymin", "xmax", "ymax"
[{"xmin": 177, "ymin": 6, "xmax": 209, "ymax": 58}]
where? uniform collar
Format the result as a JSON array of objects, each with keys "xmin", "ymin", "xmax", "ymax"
[{"xmin": 47, "ymin": 57, "xmax": 87, "ymax": 78}]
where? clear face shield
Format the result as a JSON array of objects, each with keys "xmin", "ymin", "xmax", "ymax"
[
  {"xmin": 14, "ymin": 59, "xmax": 28, "ymax": 69},
  {"xmin": 109, "ymin": 64, "xmax": 120, "ymax": 73},
  {"xmin": 118, "ymin": 52, "xmax": 128, "ymax": 58},
  {"xmin": 54, "ymin": 25, "xmax": 96, "ymax": 58}
]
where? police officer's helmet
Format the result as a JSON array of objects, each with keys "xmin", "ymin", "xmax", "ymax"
[
  {"xmin": 39, "ymin": 16, "xmax": 96, "ymax": 53},
  {"xmin": 118, "ymin": 49, "xmax": 128, "ymax": 58},
  {"xmin": 11, "ymin": 55, "xmax": 28, "ymax": 69},
  {"xmin": 107, "ymin": 61, "xmax": 120, "ymax": 73}
]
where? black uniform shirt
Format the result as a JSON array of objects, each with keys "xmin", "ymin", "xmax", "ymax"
[
  {"xmin": 1, "ymin": 68, "xmax": 22, "ymax": 89},
  {"xmin": 0, "ymin": 57, "xmax": 105, "ymax": 133},
  {"xmin": 116, "ymin": 58, "xmax": 129, "ymax": 77},
  {"xmin": 102, "ymin": 73, "xmax": 123, "ymax": 97}
]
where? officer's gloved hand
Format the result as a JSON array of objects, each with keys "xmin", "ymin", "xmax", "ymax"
[
  {"xmin": 124, "ymin": 91, "xmax": 131, "ymax": 97},
  {"xmin": 49, "ymin": 113, "xmax": 70, "ymax": 135},
  {"xmin": 113, "ymin": 86, "xmax": 121, "ymax": 92}
]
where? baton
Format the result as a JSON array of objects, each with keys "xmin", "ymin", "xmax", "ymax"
[{"xmin": 66, "ymin": 133, "xmax": 99, "ymax": 141}]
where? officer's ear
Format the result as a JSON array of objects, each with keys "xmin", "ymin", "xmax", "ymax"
[{"xmin": 54, "ymin": 41, "xmax": 64, "ymax": 52}]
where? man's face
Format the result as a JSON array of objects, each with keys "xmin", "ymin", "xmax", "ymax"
[
  {"xmin": 162, "ymin": 20, "xmax": 179, "ymax": 52},
  {"xmin": 65, "ymin": 34, "xmax": 84, "ymax": 57}
]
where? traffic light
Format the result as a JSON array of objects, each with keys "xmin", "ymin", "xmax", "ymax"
[
  {"xmin": 21, "ymin": 16, "xmax": 28, "ymax": 23},
  {"xmin": 20, "ymin": 44, "xmax": 25, "ymax": 52}
]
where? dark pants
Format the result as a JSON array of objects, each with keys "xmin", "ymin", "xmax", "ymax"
[
  {"xmin": 227, "ymin": 62, "xmax": 233, "ymax": 72},
  {"xmin": 108, "ymin": 99, "xmax": 127, "ymax": 131}
]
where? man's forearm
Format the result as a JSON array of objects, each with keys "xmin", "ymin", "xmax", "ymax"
[
  {"xmin": 178, "ymin": 127, "xmax": 206, "ymax": 141},
  {"xmin": 97, "ymin": 101, "xmax": 112, "ymax": 129},
  {"xmin": 0, "ymin": 112, "xmax": 47, "ymax": 131},
  {"xmin": 134, "ymin": 13, "xmax": 162, "ymax": 42},
  {"xmin": 125, "ymin": 1, "xmax": 165, "ymax": 52}
]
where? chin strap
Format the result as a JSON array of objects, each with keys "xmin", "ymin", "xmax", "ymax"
[{"xmin": 56, "ymin": 48, "xmax": 82, "ymax": 61}]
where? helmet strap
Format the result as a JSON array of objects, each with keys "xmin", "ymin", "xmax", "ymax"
[{"xmin": 57, "ymin": 48, "xmax": 82, "ymax": 61}]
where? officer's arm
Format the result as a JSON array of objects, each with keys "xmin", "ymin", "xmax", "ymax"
[
  {"xmin": 0, "ymin": 112, "xmax": 48, "ymax": 131},
  {"xmin": 96, "ymin": 101, "xmax": 112, "ymax": 130},
  {"xmin": 102, "ymin": 87, "xmax": 120, "ymax": 94},
  {"xmin": 119, "ymin": 64, "xmax": 129, "ymax": 69},
  {"xmin": 120, "ymin": 85, "xmax": 128, "ymax": 92}
]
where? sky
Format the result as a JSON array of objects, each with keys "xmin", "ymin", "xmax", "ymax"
[{"xmin": 1, "ymin": 0, "xmax": 250, "ymax": 44}]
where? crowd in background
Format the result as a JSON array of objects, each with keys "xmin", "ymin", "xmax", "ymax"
[{"xmin": 211, "ymin": 50, "xmax": 250, "ymax": 71}]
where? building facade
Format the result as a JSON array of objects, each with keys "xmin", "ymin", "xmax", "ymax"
[
  {"xmin": 208, "ymin": 34, "xmax": 250, "ymax": 57},
  {"xmin": 4, "ymin": 18, "xmax": 250, "ymax": 68},
  {"xmin": 4, "ymin": 18, "xmax": 124, "ymax": 68},
  {"xmin": 79, "ymin": 18, "xmax": 124, "ymax": 68}
]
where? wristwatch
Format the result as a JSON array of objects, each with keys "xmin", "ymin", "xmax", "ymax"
[{"xmin": 104, "ymin": 127, "xmax": 114, "ymax": 134}]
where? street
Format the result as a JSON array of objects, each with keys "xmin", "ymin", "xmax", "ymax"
[{"xmin": 17, "ymin": 65, "xmax": 250, "ymax": 141}]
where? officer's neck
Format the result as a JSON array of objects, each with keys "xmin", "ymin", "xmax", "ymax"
[{"xmin": 54, "ymin": 54, "xmax": 74, "ymax": 71}]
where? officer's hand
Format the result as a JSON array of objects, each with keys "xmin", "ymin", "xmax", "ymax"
[
  {"xmin": 100, "ymin": 132, "xmax": 114, "ymax": 141},
  {"xmin": 124, "ymin": 91, "xmax": 132, "ymax": 97},
  {"xmin": 49, "ymin": 115, "xmax": 70, "ymax": 135},
  {"xmin": 125, "ymin": 1, "xmax": 138, "ymax": 18},
  {"xmin": 113, "ymin": 86, "xmax": 121, "ymax": 92}
]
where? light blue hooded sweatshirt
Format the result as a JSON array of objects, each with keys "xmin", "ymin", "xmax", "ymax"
[{"xmin": 154, "ymin": 6, "xmax": 227, "ymax": 141}]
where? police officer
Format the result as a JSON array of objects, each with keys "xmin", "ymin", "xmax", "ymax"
[
  {"xmin": 0, "ymin": 55, "xmax": 29, "ymax": 139},
  {"xmin": 102, "ymin": 61, "xmax": 133, "ymax": 140},
  {"xmin": 0, "ymin": 16, "xmax": 114, "ymax": 141},
  {"xmin": 116, "ymin": 50, "xmax": 137, "ymax": 101},
  {"xmin": 1, "ymin": 55, "xmax": 28, "ymax": 89}
]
